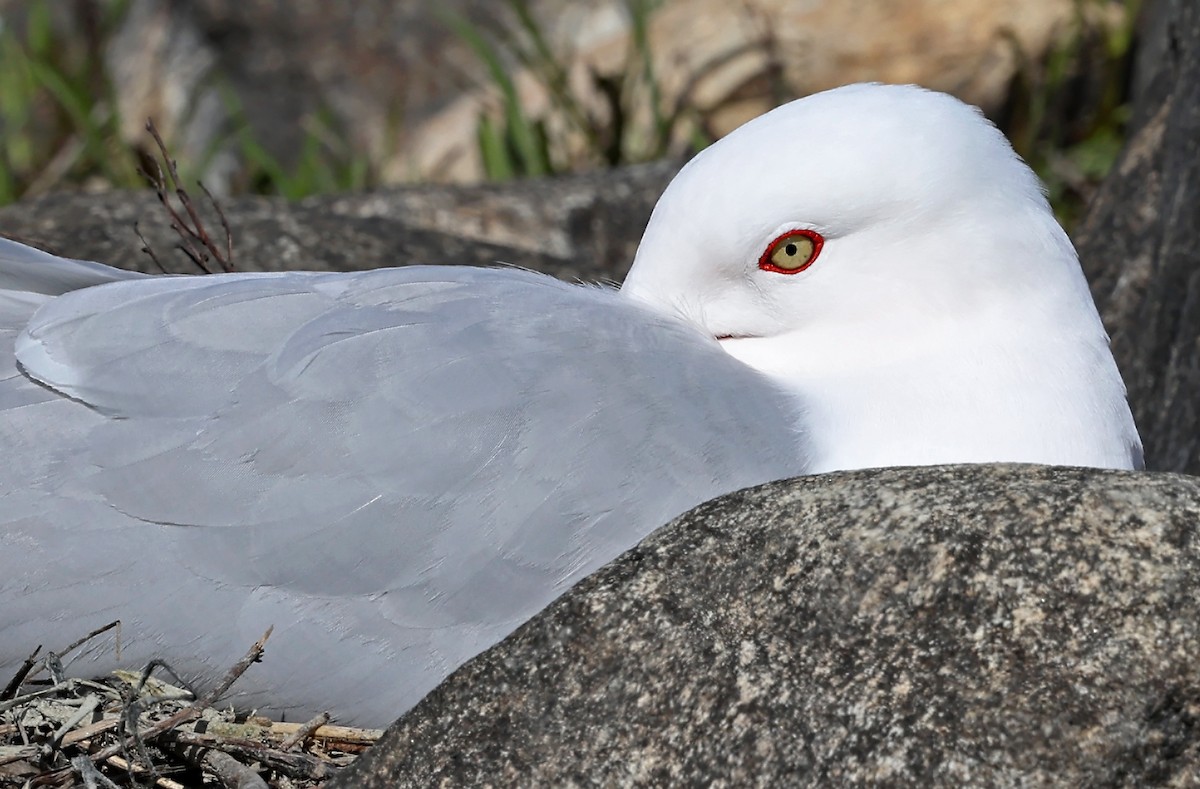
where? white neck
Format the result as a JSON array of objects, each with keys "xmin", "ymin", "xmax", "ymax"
[{"xmin": 721, "ymin": 297, "xmax": 1140, "ymax": 473}]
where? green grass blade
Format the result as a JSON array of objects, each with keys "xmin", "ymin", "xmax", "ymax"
[{"xmin": 440, "ymin": 7, "xmax": 549, "ymax": 176}]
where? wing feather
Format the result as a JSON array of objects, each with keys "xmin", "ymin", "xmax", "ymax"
[{"xmin": 0, "ymin": 255, "xmax": 807, "ymax": 723}]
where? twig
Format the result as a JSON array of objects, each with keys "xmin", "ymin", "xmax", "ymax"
[
  {"xmin": 44, "ymin": 628, "xmax": 274, "ymax": 779},
  {"xmin": 199, "ymin": 180, "xmax": 234, "ymax": 266},
  {"xmin": 129, "ymin": 659, "xmax": 197, "ymax": 703},
  {"xmin": 266, "ymin": 721, "xmax": 382, "ymax": 748},
  {"xmin": 0, "ymin": 681, "xmax": 80, "ymax": 715},
  {"xmin": 102, "ymin": 754, "xmax": 187, "ymax": 789},
  {"xmin": 200, "ymin": 627, "xmax": 273, "ymax": 709},
  {"xmin": 16, "ymin": 621, "xmax": 124, "ymax": 688},
  {"xmin": 134, "ymin": 221, "xmax": 170, "ymax": 274},
  {"xmin": 139, "ymin": 118, "xmax": 235, "ymax": 273},
  {"xmin": 164, "ymin": 731, "xmax": 333, "ymax": 782},
  {"xmin": 61, "ymin": 717, "xmax": 121, "ymax": 748},
  {"xmin": 71, "ymin": 755, "xmax": 123, "ymax": 789},
  {"xmin": 198, "ymin": 748, "xmax": 269, "ymax": 789},
  {"xmin": 1, "ymin": 646, "xmax": 41, "ymax": 701},
  {"xmin": 47, "ymin": 694, "xmax": 102, "ymax": 752},
  {"xmin": 277, "ymin": 712, "xmax": 330, "ymax": 752},
  {"xmin": 59, "ymin": 621, "xmax": 123, "ymax": 664},
  {"xmin": 0, "ymin": 744, "xmax": 36, "ymax": 767}
]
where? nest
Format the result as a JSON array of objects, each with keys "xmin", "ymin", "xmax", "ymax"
[{"xmin": 0, "ymin": 626, "xmax": 380, "ymax": 788}]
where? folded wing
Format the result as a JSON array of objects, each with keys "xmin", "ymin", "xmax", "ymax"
[{"xmin": 0, "ymin": 241, "xmax": 807, "ymax": 723}]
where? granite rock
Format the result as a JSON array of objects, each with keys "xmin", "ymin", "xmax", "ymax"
[{"xmin": 333, "ymin": 464, "xmax": 1200, "ymax": 787}]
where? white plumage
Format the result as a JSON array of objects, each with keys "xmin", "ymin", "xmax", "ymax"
[{"xmin": 0, "ymin": 84, "xmax": 1140, "ymax": 725}]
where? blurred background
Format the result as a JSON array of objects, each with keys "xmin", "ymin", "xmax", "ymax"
[{"xmin": 0, "ymin": 0, "xmax": 1141, "ymax": 231}]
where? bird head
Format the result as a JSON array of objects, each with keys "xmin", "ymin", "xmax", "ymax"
[
  {"xmin": 622, "ymin": 83, "xmax": 1139, "ymax": 471},
  {"xmin": 622, "ymin": 83, "xmax": 1080, "ymax": 355}
]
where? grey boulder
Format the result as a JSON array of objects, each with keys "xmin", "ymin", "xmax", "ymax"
[{"xmin": 333, "ymin": 464, "xmax": 1200, "ymax": 787}]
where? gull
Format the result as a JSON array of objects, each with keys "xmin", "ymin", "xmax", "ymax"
[{"xmin": 0, "ymin": 84, "xmax": 1141, "ymax": 725}]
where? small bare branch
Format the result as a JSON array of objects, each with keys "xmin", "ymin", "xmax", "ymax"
[
  {"xmin": 134, "ymin": 221, "xmax": 170, "ymax": 274},
  {"xmin": 4, "ymin": 625, "xmax": 366, "ymax": 788},
  {"xmin": 1, "ymin": 646, "xmax": 41, "ymax": 701},
  {"xmin": 101, "ymin": 753, "xmax": 187, "ymax": 789},
  {"xmin": 201, "ymin": 626, "xmax": 273, "ymax": 708},
  {"xmin": 60, "ymin": 621, "xmax": 123, "ymax": 663},
  {"xmin": 199, "ymin": 180, "xmax": 234, "ymax": 265},
  {"xmin": 92, "ymin": 627, "xmax": 274, "ymax": 767},
  {"xmin": 277, "ymin": 712, "xmax": 330, "ymax": 752},
  {"xmin": 138, "ymin": 118, "xmax": 236, "ymax": 274},
  {"xmin": 71, "ymin": 754, "xmax": 124, "ymax": 789},
  {"xmin": 173, "ymin": 745, "xmax": 269, "ymax": 789}
]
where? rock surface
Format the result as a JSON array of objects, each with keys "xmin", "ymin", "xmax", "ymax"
[
  {"xmin": 333, "ymin": 464, "xmax": 1200, "ymax": 787},
  {"xmin": 0, "ymin": 161, "xmax": 675, "ymax": 283},
  {"xmin": 1077, "ymin": 0, "xmax": 1200, "ymax": 476}
]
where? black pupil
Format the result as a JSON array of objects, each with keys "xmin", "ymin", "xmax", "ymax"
[{"xmin": 785, "ymin": 243, "xmax": 798, "ymax": 256}]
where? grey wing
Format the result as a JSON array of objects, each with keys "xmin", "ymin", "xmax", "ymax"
[
  {"xmin": 0, "ymin": 237, "xmax": 146, "ymax": 407},
  {"xmin": 1, "ymin": 261, "xmax": 807, "ymax": 724},
  {"xmin": 0, "ymin": 236, "xmax": 148, "ymax": 294}
]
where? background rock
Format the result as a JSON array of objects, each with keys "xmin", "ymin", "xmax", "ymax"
[
  {"xmin": 333, "ymin": 464, "xmax": 1200, "ymax": 787},
  {"xmin": 0, "ymin": 161, "xmax": 676, "ymax": 283},
  {"xmin": 0, "ymin": 0, "xmax": 1109, "ymax": 185},
  {"xmin": 400, "ymin": 0, "xmax": 1090, "ymax": 181},
  {"xmin": 1077, "ymin": 0, "xmax": 1200, "ymax": 475}
]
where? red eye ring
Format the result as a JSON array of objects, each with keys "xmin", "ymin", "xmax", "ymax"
[{"xmin": 757, "ymin": 228, "xmax": 825, "ymax": 275}]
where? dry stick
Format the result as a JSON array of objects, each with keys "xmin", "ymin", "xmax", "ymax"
[
  {"xmin": 101, "ymin": 754, "xmax": 186, "ymax": 789},
  {"xmin": 277, "ymin": 712, "xmax": 331, "ymax": 752},
  {"xmin": 0, "ymin": 680, "xmax": 82, "ymax": 714},
  {"xmin": 200, "ymin": 749, "xmax": 269, "ymax": 789},
  {"xmin": 265, "ymin": 721, "xmax": 381, "ymax": 748},
  {"xmin": 199, "ymin": 180, "xmax": 234, "ymax": 267},
  {"xmin": 142, "ymin": 155, "xmax": 212, "ymax": 273},
  {"xmin": 40, "ymin": 627, "xmax": 274, "ymax": 784},
  {"xmin": 142, "ymin": 118, "xmax": 235, "ymax": 273},
  {"xmin": 61, "ymin": 717, "xmax": 121, "ymax": 748},
  {"xmin": 12, "ymin": 621, "xmax": 123, "ymax": 692},
  {"xmin": 129, "ymin": 658, "xmax": 199, "ymax": 703},
  {"xmin": 133, "ymin": 221, "xmax": 171, "ymax": 274},
  {"xmin": 1, "ymin": 646, "xmax": 41, "ymax": 701},
  {"xmin": 0, "ymin": 744, "xmax": 37, "ymax": 768},
  {"xmin": 59, "ymin": 621, "xmax": 122, "ymax": 664},
  {"xmin": 195, "ymin": 626, "xmax": 273, "ymax": 709},
  {"xmin": 47, "ymin": 694, "xmax": 102, "ymax": 752},
  {"xmin": 70, "ymin": 755, "xmax": 123, "ymax": 789},
  {"xmin": 157, "ymin": 716, "xmax": 379, "ymax": 751},
  {"xmin": 164, "ymin": 731, "xmax": 333, "ymax": 782}
]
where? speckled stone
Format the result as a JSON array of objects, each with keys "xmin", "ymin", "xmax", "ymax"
[{"xmin": 334, "ymin": 465, "xmax": 1200, "ymax": 787}]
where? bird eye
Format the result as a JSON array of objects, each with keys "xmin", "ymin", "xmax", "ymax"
[{"xmin": 758, "ymin": 229, "xmax": 824, "ymax": 274}]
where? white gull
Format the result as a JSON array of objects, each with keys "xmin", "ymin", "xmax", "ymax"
[{"xmin": 0, "ymin": 84, "xmax": 1141, "ymax": 725}]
